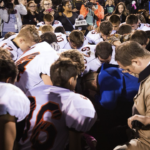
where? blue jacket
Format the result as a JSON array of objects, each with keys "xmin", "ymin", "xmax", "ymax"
[{"xmin": 95, "ymin": 64, "xmax": 140, "ymax": 110}]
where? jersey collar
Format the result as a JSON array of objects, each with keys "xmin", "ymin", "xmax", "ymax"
[
  {"xmin": 138, "ymin": 64, "xmax": 150, "ymax": 83},
  {"xmin": 11, "ymin": 39, "xmax": 19, "ymax": 49}
]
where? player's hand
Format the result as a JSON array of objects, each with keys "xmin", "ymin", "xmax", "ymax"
[
  {"xmin": 113, "ymin": 40, "xmax": 121, "ymax": 46},
  {"xmin": 92, "ymin": 5, "xmax": 96, "ymax": 12},
  {"xmin": 128, "ymin": 115, "xmax": 150, "ymax": 129},
  {"xmin": 87, "ymin": 25, "xmax": 94, "ymax": 31},
  {"xmin": 50, "ymin": 9, "xmax": 54, "ymax": 16},
  {"xmin": 18, "ymin": 0, "xmax": 25, "ymax": 5}
]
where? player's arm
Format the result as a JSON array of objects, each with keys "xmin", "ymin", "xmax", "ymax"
[
  {"xmin": 69, "ymin": 130, "xmax": 82, "ymax": 150},
  {"xmin": 41, "ymin": 74, "xmax": 53, "ymax": 85},
  {"xmin": 0, "ymin": 114, "xmax": 16, "ymax": 150}
]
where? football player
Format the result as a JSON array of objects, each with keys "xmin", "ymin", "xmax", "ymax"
[
  {"xmin": 19, "ymin": 58, "xmax": 97, "ymax": 150},
  {"xmin": 0, "ymin": 49, "xmax": 30, "ymax": 150},
  {"xmin": 64, "ymin": 30, "xmax": 88, "ymax": 49},
  {"xmin": 0, "ymin": 25, "xmax": 40, "ymax": 61},
  {"xmin": 37, "ymin": 14, "xmax": 62, "ymax": 29},
  {"xmin": 15, "ymin": 32, "xmax": 59, "ymax": 93}
]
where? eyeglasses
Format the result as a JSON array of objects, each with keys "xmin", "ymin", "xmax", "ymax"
[
  {"xmin": 29, "ymin": 6, "xmax": 36, "ymax": 7},
  {"xmin": 66, "ymin": 4, "xmax": 72, "ymax": 7},
  {"xmin": 44, "ymin": 3, "xmax": 52, "ymax": 6}
]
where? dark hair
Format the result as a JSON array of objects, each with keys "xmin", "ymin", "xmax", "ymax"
[
  {"xmin": 27, "ymin": 1, "xmax": 37, "ymax": 14},
  {"xmin": 136, "ymin": 14, "xmax": 146, "ymax": 23},
  {"xmin": 99, "ymin": 21, "xmax": 113, "ymax": 35},
  {"xmin": 43, "ymin": 14, "xmax": 54, "ymax": 22},
  {"xmin": 55, "ymin": 26, "xmax": 66, "ymax": 34},
  {"xmin": 115, "ymin": 41, "xmax": 150, "ymax": 66},
  {"xmin": 4, "ymin": 32, "xmax": 15, "ymax": 40},
  {"xmin": 50, "ymin": 58, "xmax": 78, "ymax": 88},
  {"xmin": 130, "ymin": 30, "xmax": 148, "ymax": 46},
  {"xmin": 0, "ymin": 58, "xmax": 18, "ymax": 83},
  {"xmin": 118, "ymin": 24, "xmax": 132, "ymax": 35},
  {"xmin": 126, "ymin": 14, "xmax": 138, "ymax": 25},
  {"xmin": 69, "ymin": 30, "xmax": 84, "ymax": 48},
  {"xmin": 109, "ymin": 14, "xmax": 120, "ymax": 24},
  {"xmin": 113, "ymin": 2, "xmax": 129, "ymax": 16},
  {"xmin": 60, "ymin": 49, "xmax": 85, "ymax": 74},
  {"xmin": 58, "ymin": 0, "xmax": 70, "ymax": 12},
  {"xmin": 95, "ymin": 41, "xmax": 112, "ymax": 59},
  {"xmin": 40, "ymin": 32, "xmax": 57, "ymax": 44}
]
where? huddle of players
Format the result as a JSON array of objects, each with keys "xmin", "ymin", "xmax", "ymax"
[{"xmin": 0, "ymin": 12, "xmax": 150, "ymax": 150}]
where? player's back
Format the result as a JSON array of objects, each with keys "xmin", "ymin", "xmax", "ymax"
[
  {"xmin": 53, "ymin": 20, "xmax": 63, "ymax": 28},
  {"xmin": 55, "ymin": 32, "xmax": 68, "ymax": 49},
  {"xmin": 0, "ymin": 82, "xmax": 30, "ymax": 122},
  {"xmin": 15, "ymin": 42, "xmax": 59, "ymax": 93},
  {"xmin": 19, "ymin": 85, "xmax": 96, "ymax": 150},
  {"xmin": 86, "ymin": 30, "xmax": 103, "ymax": 44},
  {"xmin": 138, "ymin": 23, "xmax": 150, "ymax": 31}
]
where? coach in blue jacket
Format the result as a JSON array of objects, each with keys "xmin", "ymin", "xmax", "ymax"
[
  {"xmin": 84, "ymin": 63, "xmax": 140, "ymax": 150},
  {"xmin": 84, "ymin": 63, "xmax": 139, "ymax": 110}
]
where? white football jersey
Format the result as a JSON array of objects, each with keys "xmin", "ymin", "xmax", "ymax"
[
  {"xmin": 86, "ymin": 30, "xmax": 103, "ymax": 44},
  {"xmin": 37, "ymin": 20, "xmax": 62, "ymax": 29},
  {"xmin": 137, "ymin": 23, "xmax": 150, "ymax": 31},
  {"xmin": 15, "ymin": 42, "xmax": 59, "ymax": 93},
  {"xmin": 110, "ymin": 46, "xmax": 118, "ymax": 65},
  {"xmin": 0, "ymin": 37, "xmax": 4, "ymax": 42},
  {"xmin": 86, "ymin": 58, "xmax": 101, "ymax": 73},
  {"xmin": 36, "ymin": 21, "xmax": 45, "ymax": 28},
  {"xmin": 111, "ymin": 30, "xmax": 117, "ymax": 34},
  {"xmin": 19, "ymin": 85, "xmax": 97, "ymax": 150},
  {"xmin": 85, "ymin": 46, "xmax": 118, "ymax": 73},
  {"xmin": 79, "ymin": 45, "xmax": 96, "ymax": 69},
  {"xmin": 0, "ymin": 37, "xmax": 22, "ymax": 61},
  {"xmin": 55, "ymin": 32, "xmax": 68, "ymax": 49},
  {"xmin": 53, "ymin": 20, "xmax": 63, "ymax": 28},
  {"xmin": 58, "ymin": 45, "xmax": 96, "ymax": 71},
  {"xmin": 0, "ymin": 82, "xmax": 30, "ymax": 122}
]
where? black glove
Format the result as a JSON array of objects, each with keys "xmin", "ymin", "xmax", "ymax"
[{"xmin": 131, "ymin": 120, "xmax": 144, "ymax": 130}]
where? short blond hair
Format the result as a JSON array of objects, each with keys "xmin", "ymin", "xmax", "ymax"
[
  {"xmin": 40, "ymin": 0, "xmax": 52, "ymax": 9},
  {"xmin": 40, "ymin": 25, "xmax": 54, "ymax": 34},
  {"xmin": 17, "ymin": 25, "xmax": 40, "ymax": 43}
]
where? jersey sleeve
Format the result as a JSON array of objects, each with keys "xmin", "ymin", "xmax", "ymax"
[
  {"xmin": 0, "ymin": 83, "xmax": 30, "ymax": 122},
  {"xmin": 65, "ymin": 93, "xmax": 97, "ymax": 132},
  {"xmin": 0, "ymin": 40, "xmax": 18, "ymax": 61}
]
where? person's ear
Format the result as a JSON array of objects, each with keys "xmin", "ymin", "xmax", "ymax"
[
  {"xmin": 68, "ymin": 36, "xmax": 70, "ymax": 42},
  {"xmin": 132, "ymin": 58, "xmax": 141, "ymax": 66},
  {"xmin": 19, "ymin": 38, "xmax": 25, "ymax": 44},
  {"xmin": 68, "ymin": 77, "xmax": 74, "ymax": 85},
  {"xmin": 6, "ymin": 77, "xmax": 13, "ymax": 84},
  {"xmin": 146, "ymin": 38, "xmax": 149, "ymax": 46}
]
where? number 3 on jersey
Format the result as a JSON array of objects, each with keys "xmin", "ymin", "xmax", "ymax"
[{"xmin": 23, "ymin": 96, "xmax": 62, "ymax": 150}]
